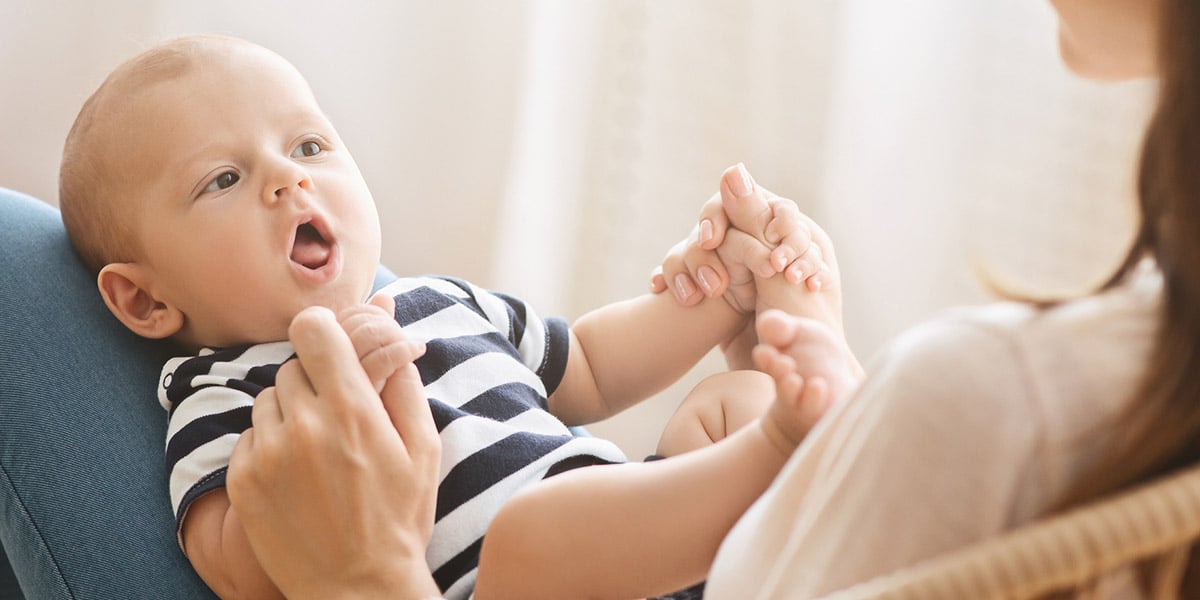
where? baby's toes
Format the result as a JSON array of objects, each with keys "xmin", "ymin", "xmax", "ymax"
[
  {"xmin": 767, "ymin": 375, "xmax": 830, "ymax": 448},
  {"xmin": 795, "ymin": 377, "xmax": 831, "ymax": 430}
]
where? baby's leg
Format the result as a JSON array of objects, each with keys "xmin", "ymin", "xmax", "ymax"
[
  {"xmin": 655, "ymin": 370, "xmax": 774, "ymax": 457},
  {"xmin": 474, "ymin": 365, "xmax": 832, "ymax": 599},
  {"xmin": 476, "ymin": 410, "xmax": 794, "ymax": 598}
]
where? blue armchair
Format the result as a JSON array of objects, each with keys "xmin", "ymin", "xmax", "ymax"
[{"xmin": 0, "ymin": 188, "xmax": 398, "ymax": 599}]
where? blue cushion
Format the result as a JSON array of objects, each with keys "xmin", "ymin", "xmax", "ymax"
[{"xmin": 0, "ymin": 188, "xmax": 396, "ymax": 599}]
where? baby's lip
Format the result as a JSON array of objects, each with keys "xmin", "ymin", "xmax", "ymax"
[{"xmin": 288, "ymin": 213, "xmax": 336, "ymax": 271}]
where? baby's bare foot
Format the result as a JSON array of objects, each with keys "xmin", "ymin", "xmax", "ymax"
[{"xmin": 751, "ymin": 310, "xmax": 862, "ymax": 449}]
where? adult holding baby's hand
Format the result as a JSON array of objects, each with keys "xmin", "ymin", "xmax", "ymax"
[
  {"xmin": 226, "ymin": 0, "xmax": 1200, "ymax": 597},
  {"xmin": 227, "ymin": 305, "xmax": 443, "ymax": 600}
]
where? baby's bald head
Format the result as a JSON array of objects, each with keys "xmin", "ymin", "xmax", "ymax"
[{"xmin": 59, "ymin": 34, "xmax": 273, "ymax": 273}]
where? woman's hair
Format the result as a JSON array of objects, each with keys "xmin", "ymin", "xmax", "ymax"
[{"xmin": 1052, "ymin": 0, "xmax": 1200, "ymax": 592}]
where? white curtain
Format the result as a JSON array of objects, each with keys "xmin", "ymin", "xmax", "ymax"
[{"xmin": 0, "ymin": 0, "xmax": 1153, "ymax": 458}]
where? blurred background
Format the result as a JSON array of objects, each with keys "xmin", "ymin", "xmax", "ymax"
[{"xmin": 0, "ymin": 0, "xmax": 1154, "ymax": 458}]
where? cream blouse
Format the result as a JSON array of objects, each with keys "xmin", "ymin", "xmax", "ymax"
[{"xmin": 707, "ymin": 265, "xmax": 1161, "ymax": 598}]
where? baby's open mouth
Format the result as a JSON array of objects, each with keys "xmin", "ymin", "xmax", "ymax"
[{"xmin": 290, "ymin": 221, "xmax": 332, "ymax": 269}]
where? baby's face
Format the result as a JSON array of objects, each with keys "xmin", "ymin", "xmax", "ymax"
[{"xmin": 116, "ymin": 43, "xmax": 382, "ymax": 349}]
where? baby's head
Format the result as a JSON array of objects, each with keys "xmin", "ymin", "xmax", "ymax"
[{"xmin": 60, "ymin": 35, "xmax": 381, "ymax": 351}]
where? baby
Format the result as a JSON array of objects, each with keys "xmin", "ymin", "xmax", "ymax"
[{"xmin": 59, "ymin": 34, "xmax": 856, "ymax": 599}]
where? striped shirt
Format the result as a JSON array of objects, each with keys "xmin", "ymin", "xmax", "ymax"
[{"xmin": 159, "ymin": 276, "xmax": 627, "ymax": 598}]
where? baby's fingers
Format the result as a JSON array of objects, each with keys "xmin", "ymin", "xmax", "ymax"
[
  {"xmin": 718, "ymin": 228, "xmax": 777, "ymax": 280},
  {"xmin": 339, "ymin": 301, "xmax": 422, "ymax": 393},
  {"xmin": 360, "ymin": 338, "xmax": 426, "ymax": 394},
  {"xmin": 368, "ymin": 292, "xmax": 397, "ymax": 316},
  {"xmin": 782, "ymin": 243, "xmax": 824, "ymax": 287},
  {"xmin": 764, "ymin": 196, "xmax": 815, "ymax": 273},
  {"xmin": 804, "ymin": 265, "xmax": 834, "ymax": 292}
]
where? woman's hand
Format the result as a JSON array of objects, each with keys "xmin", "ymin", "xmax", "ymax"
[
  {"xmin": 651, "ymin": 165, "xmax": 834, "ymax": 310},
  {"xmin": 651, "ymin": 164, "xmax": 840, "ymax": 369},
  {"xmin": 226, "ymin": 306, "xmax": 443, "ymax": 599}
]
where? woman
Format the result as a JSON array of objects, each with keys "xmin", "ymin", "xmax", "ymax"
[
  {"xmin": 684, "ymin": 0, "xmax": 1182, "ymax": 595},
  {"xmin": 228, "ymin": 0, "xmax": 1192, "ymax": 596}
]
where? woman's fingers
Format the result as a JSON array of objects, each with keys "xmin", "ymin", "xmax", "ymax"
[
  {"xmin": 649, "ymin": 265, "xmax": 667, "ymax": 294},
  {"xmin": 379, "ymin": 364, "xmax": 439, "ymax": 463},
  {"xmin": 656, "ymin": 234, "xmax": 721, "ymax": 305},
  {"xmin": 697, "ymin": 191, "xmax": 729, "ymax": 250},
  {"xmin": 719, "ymin": 164, "xmax": 774, "ymax": 246}
]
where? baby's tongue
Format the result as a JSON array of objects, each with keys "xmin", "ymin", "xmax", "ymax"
[{"xmin": 291, "ymin": 225, "xmax": 330, "ymax": 268}]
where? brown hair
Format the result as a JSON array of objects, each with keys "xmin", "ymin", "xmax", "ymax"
[
  {"xmin": 1050, "ymin": 0, "xmax": 1200, "ymax": 593},
  {"xmin": 59, "ymin": 35, "xmax": 252, "ymax": 273}
]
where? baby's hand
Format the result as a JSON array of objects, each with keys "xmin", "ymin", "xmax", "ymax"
[
  {"xmin": 337, "ymin": 294, "xmax": 426, "ymax": 395},
  {"xmin": 714, "ymin": 164, "xmax": 833, "ymax": 292},
  {"xmin": 750, "ymin": 310, "xmax": 860, "ymax": 452}
]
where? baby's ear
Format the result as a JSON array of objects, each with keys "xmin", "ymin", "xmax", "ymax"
[{"xmin": 97, "ymin": 263, "xmax": 184, "ymax": 339}]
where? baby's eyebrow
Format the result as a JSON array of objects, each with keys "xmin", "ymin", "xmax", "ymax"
[
  {"xmin": 171, "ymin": 142, "xmax": 230, "ymax": 197},
  {"xmin": 174, "ymin": 141, "xmax": 225, "ymax": 171},
  {"xmin": 283, "ymin": 109, "xmax": 335, "ymax": 135}
]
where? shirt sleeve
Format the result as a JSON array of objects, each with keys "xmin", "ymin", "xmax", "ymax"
[
  {"xmin": 706, "ymin": 314, "xmax": 1042, "ymax": 598},
  {"xmin": 159, "ymin": 348, "xmax": 275, "ymax": 548},
  {"xmin": 447, "ymin": 277, "xmax": 571, "ymax": 396}
]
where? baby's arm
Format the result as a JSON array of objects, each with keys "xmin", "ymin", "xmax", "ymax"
[
  {"xmin": 180, "ymin": 296, "xmax": 424, "ymax": 600},
  {"xmin": 549, "ymin": 173, "xmax": 825, "ymax": 425},
  {"xmin": 181, "ymin": 491, "xmax": 283, "ymax": 600},
  {"xmin": 549, "ymin": 290, "xmax": 746, "ymax": 425}
]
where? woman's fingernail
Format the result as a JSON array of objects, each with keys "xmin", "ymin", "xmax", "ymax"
[
  {"xmin": 809, "ymin": 276, "xmax": 823, "ymax": 292},
  {"xmin": 730, "ymin": 162, "xmax": 755, "ymax": 198},
  {"xmin": 697, "ymin": 266, "xmax": 718, "ymax": 295},
  {"xmin": 674, "ymin": 274, "xmax": 697, "ymax": 301},
  {"xmin": 700, "ymin": 219, "xmax": 714, "ymax": 245}
]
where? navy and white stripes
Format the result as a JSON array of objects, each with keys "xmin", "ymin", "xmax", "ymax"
[{"xmin": 159, "ymin": 276, "xmax": 626, "ymax": 599}]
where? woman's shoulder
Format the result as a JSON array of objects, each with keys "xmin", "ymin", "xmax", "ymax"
[
  {"xmin": 887, "ymin": 263, "xmax": 1161, "ymax": 377},
  {"xmin": 859, "ymin": 264, "xmax": 1161, "ymax": 462}
]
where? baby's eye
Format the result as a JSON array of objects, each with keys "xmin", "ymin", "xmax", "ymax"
[
  {"xmin": 202, "ymin": 172, "xmax": 240, "ymax": 193},
  {"xmin": 291, "ymin": 141, "xmax": 323, "ymax": 158}
]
